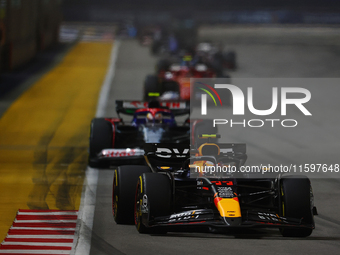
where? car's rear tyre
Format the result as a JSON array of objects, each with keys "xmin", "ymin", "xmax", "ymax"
[
  {"xmin": 88, "ymin": 118, "xmax": 112, "ymax": 168},
  {"xmin": 112, "ymin": 165, "xmax": 151, "ymax": 224},
  {"xmin": 144, "ymin": 75, "xmax": 159, "ymax": 101},
  {"xmin": 151, "ymin": 40, "xmax": 162, "ymax": 55},
  {"xmin": 135, "ymin": 173, "xmax": 172, "ymax": 234},
  {"xmin": 224, "ymin": 51, "xmax": 237, "ymax": 70},
  {"xmin": 280, "ymin": 176, "xmax": 314, "ymax": 237},
  {"xmin": 156, "ymin": 59, "xmax": 172, "ymax": 72},
  {"xmin": 163, "ymin": 81, "xmax": 179, "ymax": 93}
]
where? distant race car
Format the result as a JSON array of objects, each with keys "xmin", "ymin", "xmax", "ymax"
[
  {"xmin": 112, "ymin": 135, "xmax": 317, "ymax": 237},
  {"xmin": 88, "ymin": 100, "xmax": 191, "ymax": 168},
  {"xmin": 144, "ymin": 62, "xmax": 213, "ymax": 102},
  {"xmin": 144, "ymin": 42, "xmax": 235, "ymax": 103},
  {"xmin": 143, "ymin": 53, "xmax": 232, "ymax": 103},
  {"xmin": 150, "ymin": 18, "xmax": 198, "ymax": 56},
  {"xmin": 195, "ymin": 42, "xmax": 237, "ymax": 71}
]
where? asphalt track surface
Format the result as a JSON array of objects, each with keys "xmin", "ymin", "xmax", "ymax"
[{"xmin": 89, "ymin": 28, "xmax": 340, "ymax": 255}]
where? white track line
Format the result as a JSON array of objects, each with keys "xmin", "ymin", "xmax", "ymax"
[
  {"xmin": 71, "ymin": 168, "xmax": 98, "ymax": 255},
  {"xmin": 71, "ymin": 40, "xmax": 121, "ymax": 255},
  {"xmin": 96, "ymin": 40, "xmax": 121, "ymax": 118}
]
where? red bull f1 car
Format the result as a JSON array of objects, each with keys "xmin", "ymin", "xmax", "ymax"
[{"xmin": 112, "ymin": 136, "xmax": 317, "ymax": 237}]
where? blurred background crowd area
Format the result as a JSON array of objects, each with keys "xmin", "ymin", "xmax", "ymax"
[{"xmin": 0, "ymin": 0, "xmax": 340, "ymax": 73}]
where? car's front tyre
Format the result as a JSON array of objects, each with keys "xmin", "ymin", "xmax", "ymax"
[
  {"xmin": 135, "ymin": 173, "xmax": 172, "ymax": 234},
  {"xmin": 112, "ymin": 165, "xmax": 151, "ymax": 224},
  {"xmin": 279, "ymin": 175, "xmax": 314, "ymax": 237}
]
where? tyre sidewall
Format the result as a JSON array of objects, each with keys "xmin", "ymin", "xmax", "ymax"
[
  {"xmin": 135, "ymin": 173, "xmax": 172, "ymax": 233},
  {"xmin": 89, "ymin": 118, "xmax": 112, "ymax": 167},
  {"xmin": 113, "ymin": 165, "xmax": 151, "ymax": 224},
  {"xmin": 280, "ymin": 175, "xmax": 314, "ymax": 237}
]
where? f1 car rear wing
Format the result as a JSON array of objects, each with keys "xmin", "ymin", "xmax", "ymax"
[
  {"xmin": 218, "ymin": 143, "xmax": 246, "ymax": 154},
  {"xmin": 195, "ymin": 134, "xmax": 246, "ymax": 154},
  {"xmin": 195, "ymin": 143, "xmax": 247, "ymax": 165},
  {"xmin": 115, "ymin": 100, "xmax": 190, "ymax": 116}
]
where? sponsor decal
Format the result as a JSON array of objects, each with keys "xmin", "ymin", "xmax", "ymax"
[
  {"xmin": 168, "ymin": 210, "xmax": 201, "ymax": 222},
  {"xmin": 101, "ymin": 148, "xmax": 144, "ymax": 158},
  {"xmin": 155, "ymin": 147, "xmax": 189, "ymax": 158},
  {"xmin": 123, "ymin": 101, "xmax": 186, "ymax": 109},
  {"xmin": 211, "ymin": 181, "xmax": 233, "ymax": 186},
  {"xmin": 141, "ymin": 194, "xmax": 149, "ymax": 213},
  {"xmin": 258, "ymin": 212, "xmax": 288, "ymax": 223},
  {"xmin": 217, "ymin": 186, "xmax": 234, "ymax": 198}
]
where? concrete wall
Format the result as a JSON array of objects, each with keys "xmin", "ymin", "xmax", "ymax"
[
  {"xmin": 7, "ymin": 0, "xmax": 39, "ymax": 70},
  {"xmin": 37, "ymin": 0, "xmax": 62, "ymax": 51},
  {"xmin": 0, "ymin": 0, "xmax": 62, "ymax": 71}
]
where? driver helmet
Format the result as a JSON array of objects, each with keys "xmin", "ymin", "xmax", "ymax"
[
  {"xmin": 181, "ymin": 54, "xmax": 193, "ymax": 67},
  {"xmin": 154, "ymin": 112, "xmax": 163, "ymax": 123},
  {"xmin": 146, "ymin": 112, "xmax": 154, "ymax": 123}
]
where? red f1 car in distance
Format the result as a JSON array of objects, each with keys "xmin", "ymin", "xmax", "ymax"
[
  {"xmin": 144, "ymin": 61, "xmax": 214, "ymax": 102},
  {"xmin": 88, "ymin": 100, "xmax": 193, "ymax": 168},
  {"xmin": 112, "ymin": 135, "xmax": 317, "ymax": 237},
  {"xmin": 143, "ymin": 51, "xmax": 233, "ymax": 102}
]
